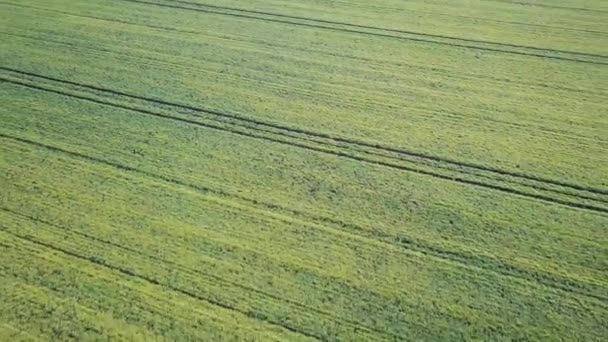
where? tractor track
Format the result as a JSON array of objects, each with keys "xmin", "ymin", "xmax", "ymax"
[
  {"xmin": 0, "ymin": 228, "xmax": 324, "ymax": 341},
  {"xmin": 0, "ymin": 207, "xmax": 402, "ymax": 341},
  {"xmin": 120, "ymin": 0, "xmax": 608, "ymax": 65},
  {"xmin": 2, "ymin": 67, "xmax": 607, "ymax": 212},
  {"xmin": 1, "ymin": 133, "xmax": 606, "ymax": 303}
]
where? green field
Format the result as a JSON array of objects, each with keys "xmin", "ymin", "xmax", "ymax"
[{"xmin": 1, "ymin": 0, "xmax": 607, "ymax": 340}]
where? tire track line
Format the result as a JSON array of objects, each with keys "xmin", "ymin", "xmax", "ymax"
[
  {"xmin": 2, "ymin": 69, "xmax": 607, "ymax": 208},
  {"xmin": 0, "ymin": 228, "xmax": 323, "ymax": 341},
  {"xmin": 119, "ymin": 0, "xmax": 608, "ymax": 65},
  {"xmin": 4, "ymin": 1, "xmax": 606, "ymax": 98},
  {"xmin": 5, "ymin": 28, "xmax": 607, "ymax": 149},
  {"xmin": 7, "ymin": 27, "xmax": 607, "ymax": 127},
  {"xmin": 0, "ymin": 254, "xmax": 227, "ymax": 339},
  {"xmin": 324, "ymin": 0, "xmax": 608, "ymax": 34},
  {"xmin": 167, "ymin": 0, "xmax": 608, "ymax": 57},
  {"xmin": 2, "ymin": 66, "xmax": 605, "ymax": 198},
  {"xmin": 485, "ymin": 0, "xmax": 608, "ymax": 13},
  {"xmin": 1, "ymin": 133, "xmax": 606, "ymax": 303},
  {"xmin": 3, "ymin": 76, "xmax": 607, "ymax": 213},
  {"xmin": 0, "ymin": 207, "xmax": 402, "ymax": 340},
  {"xmin": 4, "ymin": 0, "xmax": 606, "ymax": 48},
  {"xmin": 5, "ymin": 29, "xmax": 607, "ymax": 153},
  {"xmin": 0, "ymin": 1, "xmax": 202, "ymax": 38}
]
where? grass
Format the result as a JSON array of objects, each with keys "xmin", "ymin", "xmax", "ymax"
[{"xmin": 0, "ymin": 0, "xmax": 607, "ymax": 340}]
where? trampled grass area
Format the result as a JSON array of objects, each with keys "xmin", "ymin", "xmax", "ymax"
[{"xmin": 1, "ymin": 0, "xmax": 607, "ymax": 340}]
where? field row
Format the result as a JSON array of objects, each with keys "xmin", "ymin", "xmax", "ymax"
[
  {"xmin": 0, "ymin": 226, "xmax": 311, "ymax": 341},
  {"xmin": 1, "ymin": 0, "xmax": 606, "ymax": 339},
  {"xmin": 122, "ymin": 0, "xmax": 607, "ymax": 64},
  {"xmin": 124, "ymin": 0, "xmax": 608, "ymax": 56},
  {"xmin": 1, "ymin": 0, "xmax": 606, "ymax": 190},
  {"xmin": 2, "ymin": 68, "xmax": 606, "ymax": 215},
  {"xmin": 1, "ymin": 80, "xmax": 606, "ymax": 302},
  {"xmin": 1, "ymin": 136, "xmax": 606, "ymax": 340}
]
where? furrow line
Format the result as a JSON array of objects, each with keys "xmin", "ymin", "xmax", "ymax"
[
  {"xmin": 0, "ymin": 229, "xmax": 323, "ymax": 341},
  {"xmin": 485, "ymin": 0, "xmax": 608, "ymax": 13},
  {"xmin": 4, "ymin": 29, "xmax": 606, "ymax": 150},
  {"xmin": 3, "ymin": 77, "xmax": 607, "ymax": 214},
  {"xmin": 167, "ymin": 0, "xmax": 608, "ymax": 58},
  {"xmin": 4, "ymin": 30, "xmax": 607, "ymax": 153},
  {"xmin": 119, "ymin": 0, "xmax": 608, "ymax": 65},
  {"xmin": 174, "ymin": 112, "xmax": 607, "ymax": 204},
  {"xmin": 325, "ymin": 0, "xmax": 608, "ymax": 34},
  {"xmin": 221, "ymin": 126, "xmax": 607, "ymax": 204},
  {"xmin": 0, "ymin": 207, "xmax": 400, "ymax": 340},
  {"xmin": 1, "ymin": 76, "xmax": 606, "ymax": 213},
  {"xmin": 3, "ymin": 1, "xmax": 605, "ymax": 98},
  {"xmin": 0, "ymin": 1, "xmax": 202, "ymax": 37},
  {"xmin": 1, "ymin": 133, "xmax": 605, "ymax": 303},
  {"xmin": 2, "ymin": 71, "xmax": 606, "ymax": 211},
  {"xmin": 7, "ymin": 28, "xmax": 607, "ymax": 132},
  {"xmin": 2, "ymin": 67, "xmax": 605, "ymax": 199}
]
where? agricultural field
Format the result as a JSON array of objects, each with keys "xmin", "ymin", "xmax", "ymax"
[{"xmin": 0, "ymin": 0, "xmax": 607, "ymax": 340}]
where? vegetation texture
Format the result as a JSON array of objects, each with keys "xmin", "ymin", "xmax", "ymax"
[{"xmin": 1, "ymin": 0, "xmax": 607, "ymax": 340}]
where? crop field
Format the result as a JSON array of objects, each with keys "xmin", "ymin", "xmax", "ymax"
[{"xmin": 0, "ymin": 0, "xmax": 607, "ymax": 340}]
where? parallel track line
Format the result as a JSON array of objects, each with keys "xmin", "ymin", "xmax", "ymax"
[
  {"xmin": 0, "ymin": 207, "xmax": 411, "ymax": 340},
  {"xmin": 1, "ymin": 133, "xmax": 605, "ymax": 302},
  {"xmin": 2, "ymin": 67, "xmax": 605, "ymax": 197},
  {"xmin": 119, "ymin": 0, "xmax": 608, "ymax": 65},
  {"xmin": 167, "ymin": 0, "xmax": 608, "ymax": 58},
  {"xmin": 485, "ymin": 0, "xmax": 608, "ymax": 13},
  {"xmin": 2, "ymin": 70, "xmax": 607, "ymax": 211},
  {"xmin": 0, "ymin": 229, "xmax": 323, "ymax": 341}
]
